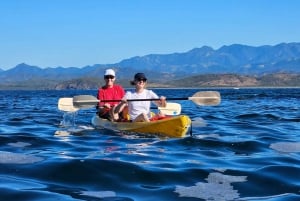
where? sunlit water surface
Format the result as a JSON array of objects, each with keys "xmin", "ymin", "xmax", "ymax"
[{"xmin": 0, "ymin": 88, "xmax": 299, "ymax": 201}]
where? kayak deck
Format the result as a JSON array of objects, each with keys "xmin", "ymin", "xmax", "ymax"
[{"xmin": 92, "ymin": 115, "xmax": 192, "ymax": 138}]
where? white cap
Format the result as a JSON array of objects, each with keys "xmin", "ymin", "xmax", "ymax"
[{"xmin": 104, "ymin": 69, "xmax": 115, "ymax": 76}]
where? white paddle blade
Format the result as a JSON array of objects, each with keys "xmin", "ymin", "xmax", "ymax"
[
  {"xmin": 58, "ymin": 98, "xmax": 79, "ymax": 112},
  {"xmin": 189, "ymin": 91, "xmax": 221, "ymax": 106},
  {"xmin": 73, "ymin": 95, "xmax": 99, "ymax": 109},
  {"xmin": 158, "ymin": 102, "xmax": 181, "ymax": 115}
]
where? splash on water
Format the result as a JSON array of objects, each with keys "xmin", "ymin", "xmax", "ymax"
[
  {"xmin": 61, "ymin": 111, "xmax": 77, "ymax": 127},
  {"xmin": 194, "ymin": 133, "xmax": 221, "ymax": 139},
  {"xmin": 192, "ymin": 117, "xmax": 207, "ymax": 127},
  {"xmin": 56, "ymin": 111, "xmax": 95, "ymax": 136},
  {"xmin": 54, "ymin": 130, "xmax": 71, "ymax": 136}
]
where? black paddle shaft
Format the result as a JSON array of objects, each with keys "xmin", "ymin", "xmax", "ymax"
[{"xmin": 100, "ymin": 98, "xmax": 188, "ymax": 102}]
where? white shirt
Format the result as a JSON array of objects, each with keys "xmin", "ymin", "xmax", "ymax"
[{"xmin": 125, "ymin": 89, "xmax": 159, "ymax": 120}]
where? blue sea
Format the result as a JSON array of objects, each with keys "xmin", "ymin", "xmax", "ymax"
[{"xmin": 0, "ymin": 88, "xmax": 299, "ymax": 201}]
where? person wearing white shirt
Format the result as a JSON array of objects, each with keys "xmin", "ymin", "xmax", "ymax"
[{"xmin": 115, "ymin": 73, "xmax": 166, "ymax": 122}]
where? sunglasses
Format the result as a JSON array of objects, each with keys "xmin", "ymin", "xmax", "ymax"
[
  {"xmin": 104, "ymin": 75, "xmax": 115, "ymax": 79},
  {"xmin": 135, "ymin": 78, "xmax": 147, "ymax": 82}
]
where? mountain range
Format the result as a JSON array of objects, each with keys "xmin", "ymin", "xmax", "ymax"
[{"xmin": 0, "ymin": 42, "xmax": 300, "ymax": 89}]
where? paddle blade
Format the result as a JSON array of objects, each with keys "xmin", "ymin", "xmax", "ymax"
[
  {"xmin": 58, "ymin": 98, "xmax": 79, "ymax": 112},
  {"xmin": 73, "ymin": 95, "xmax": 99, "ymax": 109},
  {"xmin": 158, "ymin": 102, "xmax": 181, "ymax": 115},
  {"xmin": 189, "ymin": 91, "xmax": 221, "ymax": 106}
]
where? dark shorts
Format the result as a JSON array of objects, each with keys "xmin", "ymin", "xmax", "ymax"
[
  {"xmin": 98, "ymin": 111, "xmax": 110, "ymax": 119},
  {"xmin": 97, "ymin": 107, "xmax": 110, "ymax": 119},
  {"xmin": 97, "ymin": 110, "xmax": 124, "ymax": 121}
]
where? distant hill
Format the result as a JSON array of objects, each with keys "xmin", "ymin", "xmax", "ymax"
[
  {"xmin": 118, "ymin": 43, "xmax": 300, "ymax": 75},
  {"xmin": 0, "ymin": 42, "xmax": 300, "ymax": 89},
  {"xmin": 166, "ymin": 73, "xmax": 300, "ymax": 88},
  {"xmin": 0, "ymin": 73, "xmax": 298, "ymax": 90}
]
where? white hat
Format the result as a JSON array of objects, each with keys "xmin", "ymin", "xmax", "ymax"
[{"xmin": 104, "ymin": 69, "xmax": 115, "ymax": 76}]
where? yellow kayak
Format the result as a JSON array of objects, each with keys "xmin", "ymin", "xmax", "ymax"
[{"xmin": 91, "ymin": 115, "xmax": 192, "ymax": 138}]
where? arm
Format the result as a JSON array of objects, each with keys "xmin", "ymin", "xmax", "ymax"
[
  {"xmin": 114, "ymin": 91, "xmax": 129, "ymax": 114},
  {"xmin": 114, "ymin": 98, "xmax": 127, "ymax": 115},
  {"xmin": 154, "ymin": 96, "xmax": 166, "ymax": 107}
]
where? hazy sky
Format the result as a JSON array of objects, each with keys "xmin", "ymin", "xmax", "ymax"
[{"xmin": 0, "ymin": 0, "xmax": 299, "ymax": 70}]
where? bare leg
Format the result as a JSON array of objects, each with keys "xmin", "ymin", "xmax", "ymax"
[
  {"xmin": 133, "ymin": 113, "xmax": 150, "ymax": 122},
  {"xmin": 110, "ymin": 104, "xmax": 127, "ymax": 121}
]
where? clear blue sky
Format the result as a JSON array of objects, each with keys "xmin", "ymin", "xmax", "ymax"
[{"xmin": 0, "ymin": 0, "xmax": 299, "ymax": 70}]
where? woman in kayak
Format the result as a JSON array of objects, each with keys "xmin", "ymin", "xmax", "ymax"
[
  {"xmin": 115, "ymin": 73, "xmax": 166, "ymax": 122},
  {"xmin": 97, "ymin": 69, "xmax": 125, "ymax": 121}
]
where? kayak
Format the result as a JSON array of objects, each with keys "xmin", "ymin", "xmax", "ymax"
[
  {"xmin": 91, "ymin": 115, "xmax": 192, "ymax": 138},
  {"xmin": 58, "ymin": 91, "xmax": 221, "ymax": 137}
]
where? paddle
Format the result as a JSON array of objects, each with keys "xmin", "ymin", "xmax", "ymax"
[
  {"xmin": 58, "ymin": 97, "xmax": 182, "ymax": 115},
  {"xmin": 158, "ymin": 102, "xmax": 181, "ymax": 115},
  {"xmin": 58, "ymin": 98, "xmax": 79, "ymax": 112},
  {"xmin": 72, "ymin": 91, "xmax": 221, "ymax": 109}
]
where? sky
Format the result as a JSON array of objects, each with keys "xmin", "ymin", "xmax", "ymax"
[{"xmin": 0, "ymin": 0, "xmax": 299, "ymax": 70}]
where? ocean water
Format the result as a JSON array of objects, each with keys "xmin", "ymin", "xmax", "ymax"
[{"xmin": 0, "ymin": 88, "xmax": 299, "ymax": 201}]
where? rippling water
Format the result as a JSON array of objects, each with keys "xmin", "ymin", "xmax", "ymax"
[{"xmin": 0, "ymin": 88, "xmax": 299, "ymax": 201}]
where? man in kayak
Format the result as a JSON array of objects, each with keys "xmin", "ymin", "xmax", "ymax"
[
  {"xmin": 115, "ymin": 73, "xmax": 166, "ymax": 122},
  {"xmin": 96, "ymin": 69, "xmax": 125, "ymax": 121}
]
